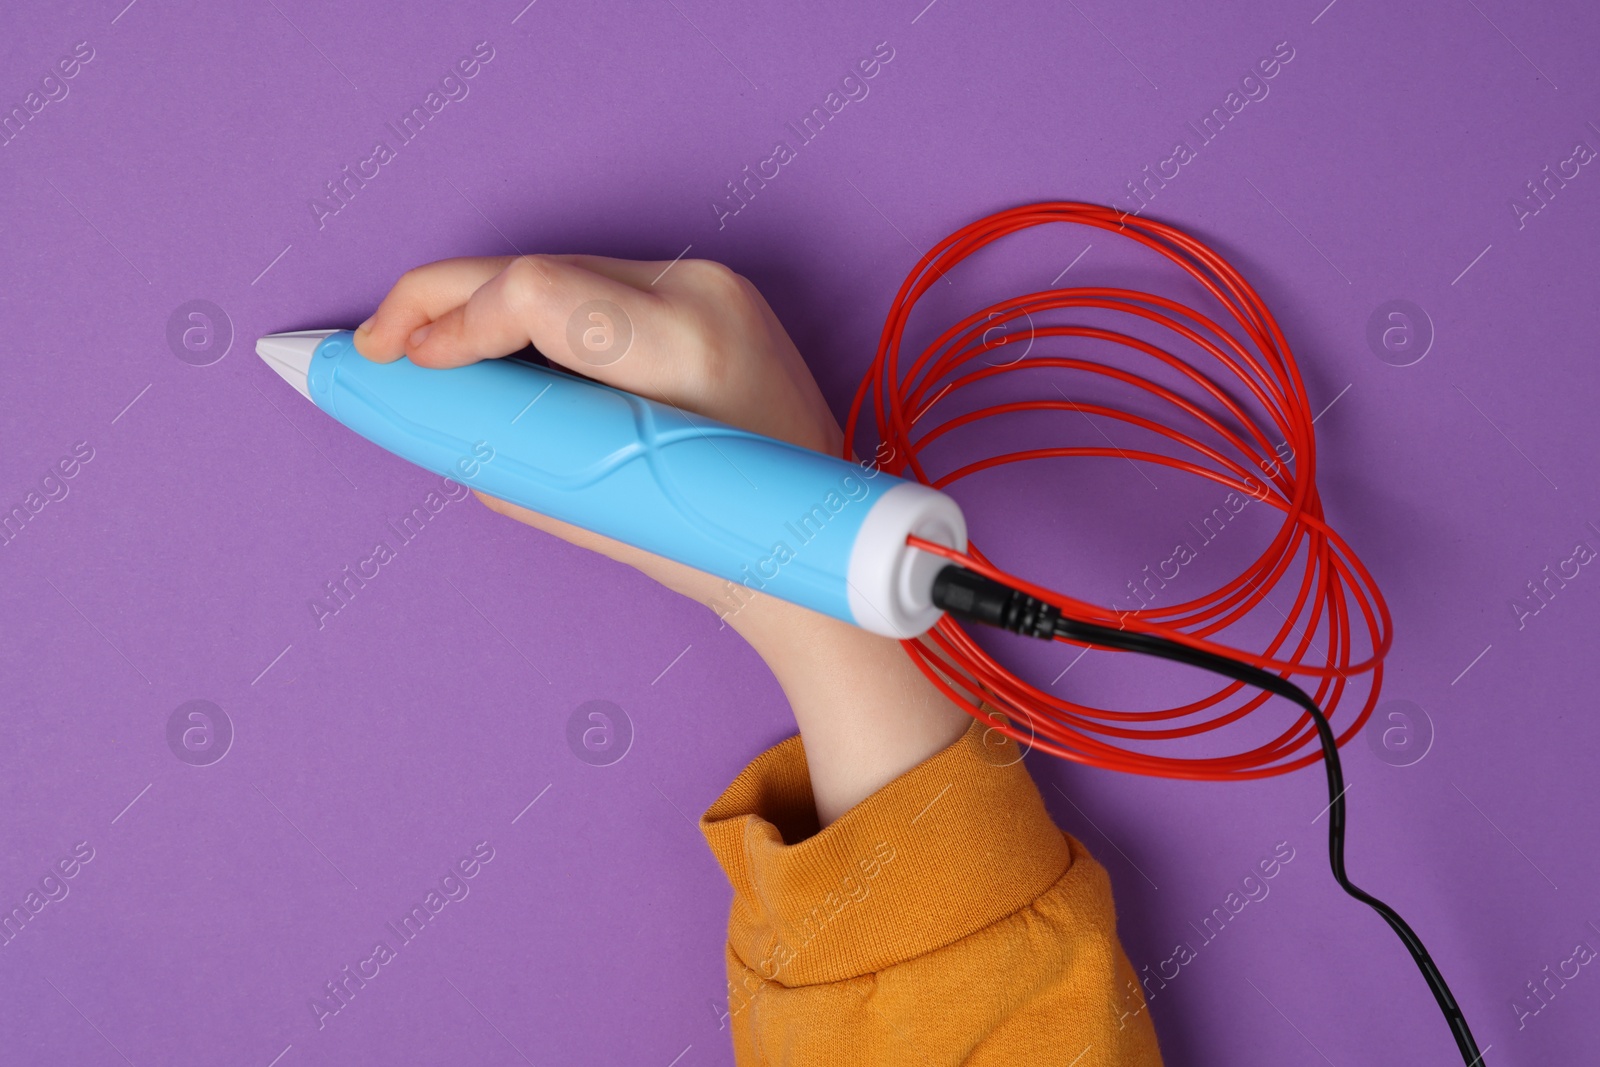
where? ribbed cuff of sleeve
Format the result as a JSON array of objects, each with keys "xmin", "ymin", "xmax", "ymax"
[{"xmin": 699, "ymin": 714, "xmax": 1072, "ymax": 987}]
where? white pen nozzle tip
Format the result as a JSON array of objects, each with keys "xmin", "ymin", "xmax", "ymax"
[{"xmin": 256, "ymin": 330, "xmax": 338, "ymax": 402}]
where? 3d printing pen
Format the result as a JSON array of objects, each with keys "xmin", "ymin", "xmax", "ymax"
[{"xmin": 256, "ymin": 330, "xmax": 966, "ymax": 638}]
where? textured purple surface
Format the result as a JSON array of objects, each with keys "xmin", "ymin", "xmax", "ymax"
[{"xmin": 1, "ymin": 1, "xmax": 1597, "ymax": 1064}]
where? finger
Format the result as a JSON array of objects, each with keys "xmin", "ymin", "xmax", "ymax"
[
  {"xmin": 353, "ymin": 253, "xmax": 684, "ymax": 363},
  {"xmin": 353, "ymin": 256, "xmax": 514, "ymax": 362},
  {"xmin": 406, "ymin": 255, "xmax": 668, "ymax": 391}
]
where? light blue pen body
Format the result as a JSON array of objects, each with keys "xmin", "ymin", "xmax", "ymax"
[{"xmin": 256, "ymin": 330, "xmax": 965, "ymax": 638}]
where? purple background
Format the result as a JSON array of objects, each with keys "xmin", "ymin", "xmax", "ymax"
[{"xmin": 2, "ymin": 0, "xmax": 1596, "ymax": 1064}]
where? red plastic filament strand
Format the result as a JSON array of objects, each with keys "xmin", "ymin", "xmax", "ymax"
[{"xmin": 845, "ymin": 202, "xmax": 1392, "ymax": 782}]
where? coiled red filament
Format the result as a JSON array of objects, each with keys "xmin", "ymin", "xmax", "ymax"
[{"xmin": 845, "ymin": 202, "xmax": 1392, "ymax": 781}]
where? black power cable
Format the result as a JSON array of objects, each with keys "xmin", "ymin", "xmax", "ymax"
[{"xmin": 930, "ymin": 564, "xmax": 1484, "ymax": 1066}]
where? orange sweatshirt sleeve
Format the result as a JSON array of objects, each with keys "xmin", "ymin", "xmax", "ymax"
[{"xmin": 699, "ymin": 715, "xmax": 1164, "ymax": 1066}]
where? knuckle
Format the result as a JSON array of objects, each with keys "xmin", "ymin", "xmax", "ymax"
[
  {"xmin": 500, "ymin": 256, "xmax": 553, "ymax": 316},
  {"xmin": 680, "ymin": 258, "xmax": 750, "ymax": 298},
  {"xmin": 391, "ymin": 266, "xmax": 429, "ymax": 302},
  {"xmin": 674, "ymin": 260, "xmax": 761, "ymax": 341}
]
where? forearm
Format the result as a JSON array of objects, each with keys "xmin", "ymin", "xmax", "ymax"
[{"xmin": 727, "ymin": 595, "xmax": 974, "ymax": 826}]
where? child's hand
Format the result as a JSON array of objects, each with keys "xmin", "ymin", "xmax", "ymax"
[
  {"xmin": 355, "ymin": 252, "xmax": 970, "ymax": 825},
  {"xmin": 353, "ymin": 253, "xmax": 845, "ymax": 620}
]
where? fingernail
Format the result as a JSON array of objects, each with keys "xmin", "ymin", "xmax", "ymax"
[
  {"xmin": 356, "ymin": 316, "xmax": 376, "ymax": 334},
  {"xmin": 408, "ymin": 324, "xmax": 432, "ymax": 347}
]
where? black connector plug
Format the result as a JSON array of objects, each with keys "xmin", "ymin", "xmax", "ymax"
[{"xmin": 930, "ymin": 564, "xmax": 1062, "ymax": 640}]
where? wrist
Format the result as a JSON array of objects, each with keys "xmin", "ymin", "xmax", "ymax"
[
  {"xmin": 722, "ymin": 595, "xmax": 975, "ymax": 826},
  {"xmin": 720, "ymin": 591, "xmax": 843, "ymax": 662}
]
